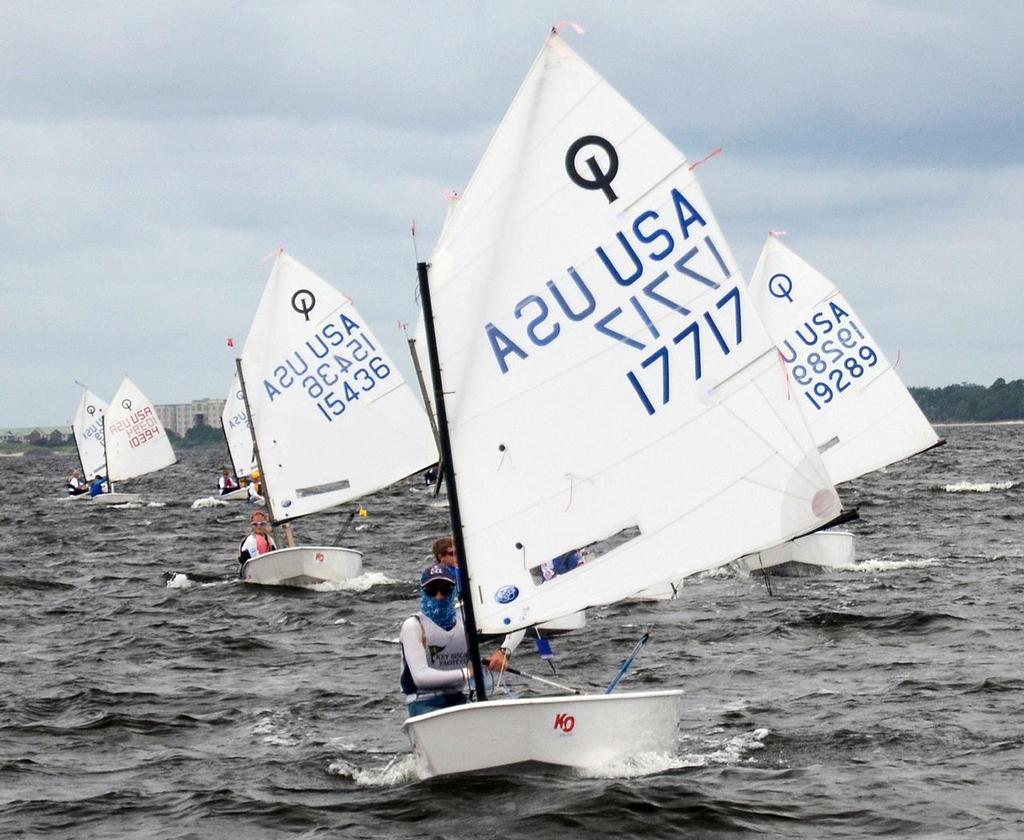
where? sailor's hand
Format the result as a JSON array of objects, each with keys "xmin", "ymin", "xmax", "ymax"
[{"xmin": 486, "ymin": 649, "xmax": 510, "ymax": 672}]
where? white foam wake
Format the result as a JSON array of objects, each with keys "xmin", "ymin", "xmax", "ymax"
[
  {"xmin": 943, "ymin": 480, "xmax": 1015, "ymax": 493},
  {"xmin": 191, "ymin": 496, "xmax": 229, "ymax": 509},
  {"xmin": 307, "ymin": 571, "xmax": 397, "ymax": 592}
]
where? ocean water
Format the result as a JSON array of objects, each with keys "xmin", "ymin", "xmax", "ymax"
[{"xmin": 1, "ymin": 423, "xmax": 1022, "ymax": 839}]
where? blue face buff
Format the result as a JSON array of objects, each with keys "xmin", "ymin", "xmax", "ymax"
[{"xmin": 421, "ymin": 589, "xmax": 457, "ymax": 631}]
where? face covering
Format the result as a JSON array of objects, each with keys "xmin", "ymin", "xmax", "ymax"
[{"xmin": 421, "ymin": 590, "xmax": 457, "ymax": 631}]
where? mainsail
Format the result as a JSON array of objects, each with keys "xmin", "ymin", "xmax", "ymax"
[
  {"xmin": 221, "ymin": 373, "xmax": 255, "ymax": 479},
  {"xmin": 424, "ymin": 32, "xmax": 841, "ymax": 635},
  {"xmin": 748, "ymin": 234, "xmax": 940, "ymax": 485},
  {"xmin": 104, "ymin": 377, "xmax": 177, "ymax": 482},
  {"xmin": 239, "ymin": 252, "xmax": 437, "ymax": 524},
  {"xmin": 72, "ymin": 389, "xmax": 108, "ymax": 480}
]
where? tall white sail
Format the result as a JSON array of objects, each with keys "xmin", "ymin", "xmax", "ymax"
[
  {"xmin": 104, "ymin": 377, "xmax": 177, "ymax": 482},
  {"xmin": 425, "ymin": 33, "xmax": 840, "ymax": 634},
  {"xmin": 221, "ymin": 374, "xmax": 255, "ymax": 478},
  {"xmin": 72, "ymin": 389, "xmax": 108, "ymax": 480},
  {"xmin": 748, "ymin": 234, "xmax": 940, "ymax": 485},
  {"xmin": 239, "ymin": 252, "xmax": 437, "ymax": 523}
]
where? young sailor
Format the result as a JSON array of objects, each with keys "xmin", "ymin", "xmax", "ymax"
[
  {"xmin": 66, "ymin": 469, "xmax": 89, "ymax": 496},
  {"xmin": 238, "ymin": 510, "xmax": 276, "ymax": 569},
  {"xmin": 218, "ymin": 467, "xmax": 238, "ymax": 495},
  {"xmin": 399, "ymin": 563, "xmax": 472, "ymax": 717},
  {"xmin": 89, "ymin": 475, "xmax": 107, "ymax": 497}
]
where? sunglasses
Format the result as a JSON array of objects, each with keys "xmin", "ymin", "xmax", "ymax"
[
  {"xmin": 251, "ymin": 519, "xmax": 268, "ymax": 526},
  {"xmin": 423, "ymin": 581, "xmax": 455, "ymax": 598}
]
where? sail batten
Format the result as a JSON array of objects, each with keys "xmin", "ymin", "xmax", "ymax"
[{"xmin": 239, "ymin": 253, "xmax": 438, "ymax": 524}]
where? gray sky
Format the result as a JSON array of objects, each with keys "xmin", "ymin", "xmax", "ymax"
[{"xmin": 2, "ymin": 1, "xmax": 1021, "ymax": 427}]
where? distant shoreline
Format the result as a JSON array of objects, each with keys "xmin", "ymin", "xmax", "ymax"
[{"xmin": 932, "ymin": 420, "xmax": 1024, "ymax": 427}]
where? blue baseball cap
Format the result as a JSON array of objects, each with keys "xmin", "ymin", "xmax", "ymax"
[{"xmin": 421, "ymin": 563, "xmax": 457, "ymax": 588}]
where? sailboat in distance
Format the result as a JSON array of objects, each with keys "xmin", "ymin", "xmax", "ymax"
[
  {"xmin": 219, "ymin": 373, "xmax": 255, "ymax": 501},
  {"xmin": 405, "ymin": 30, "xmax": 841, "ymax": 777},
  {"xmin": 100, "ymin": 377, "xmax": 177, "ymax": 504},
  {"xmin": 236, "ymin": 251, "xmax": 437, "ymax": 586},
  {"xmin": 66, "ymin": 388, "xmax": 109, "ymax": 501},
  {"xmin": 735, "ymin": 233, "xmax": 943, "ymax": 574}
]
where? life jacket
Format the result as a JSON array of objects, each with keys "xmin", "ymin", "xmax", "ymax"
[{"xmin": 399, "ymin": 614, "xmax": 468, "ymax": 697}]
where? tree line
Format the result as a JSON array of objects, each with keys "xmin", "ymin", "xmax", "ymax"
[{"xmin": 909, "ymin": 379, "xmax": 1024, "ymax": 423}]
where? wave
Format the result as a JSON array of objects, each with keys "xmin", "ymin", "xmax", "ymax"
[
  {"xmin": 190, "ymin": 496, "xmax": 229, "ymax": 509},
  {"xmin": 942, "ymin": 480, "xmax": 1015, "ymax": 493},
  {"xmin": 307, "ymin": 571, "xmax": 399, "ymax": 592}
]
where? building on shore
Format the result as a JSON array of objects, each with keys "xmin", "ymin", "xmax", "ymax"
[{"xmin": 154, "ymin": 398, "xmax": 227, "ymax": 437}]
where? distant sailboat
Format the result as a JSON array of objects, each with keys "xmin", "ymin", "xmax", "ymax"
[
  {"xmin": 403, "ymin": 30, "xmax": 841, "ymax": 778},
  {"xmin": 218, "ymin": 374, "xmax": 254, "ymax": 501},
  {"xmin": 66, "ymin": 388, "xmax": 109, "ymax": 501},
  {"xmin": 98, "ymin": 377, "xmax": 177, "ymax": 505},
  {"xmin": 735, "ymin": 233, "xmax": 942, "ymax": 574},
  {"xmin": 236, "ymin": 251, "xmax": 437, "ymax": 586}
]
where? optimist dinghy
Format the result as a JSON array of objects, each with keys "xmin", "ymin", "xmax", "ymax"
[
  {"xmin": 235, "ymin": 252, "xmax": 437, "ymax": 586},
  {"xmin": 403, "ymin": 29, "xmax": 842, "ymax": 778}
]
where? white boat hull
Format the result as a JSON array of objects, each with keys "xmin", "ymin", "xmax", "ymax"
[
  {"xmin": 92, "ymin": 493, "xmax": 142, "ymax": 506},
  {"xmin": 241, "ymin": 545, "xmax": 362, "ymax": 587},
  {"xmin": 403, "ymin": 689, "xmax": 683, "ymax": 778},
  {"xmin": 733, "ymin": 531, "xmax": 855, "ymax": 575},
  {"xmin": 219, "ymin": 487, "xmax": 249, "ymax": 501}
]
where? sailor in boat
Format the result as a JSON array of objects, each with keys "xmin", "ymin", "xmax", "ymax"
[
  {"xmin": 218, "ymin": 467, "xmax": 238, "ymax": 495},
  {"xmin": 399, "ymin": 563, "xmax": 473, "ymax": 717},
  {"xmin": 89, "ymin": 474, "xmax": 107, "ymax": 497},
  {"xmin": 423, "ymin": 464, "xmax": 438, "ymax": 485},
  {"xmin": 66, "ymin": 469, "xmax": 89, "ymax": 496},
  {"xmin": 237, "ymin": 510, "xmax": 276, "ymax": 571},
  {"xmin": 246, "ymin": 470, "xmax": 264, "ymax": 504}
]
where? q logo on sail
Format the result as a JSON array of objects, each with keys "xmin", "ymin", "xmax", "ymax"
[
  {"xmin": 768, "ymin": 273, "xmax": 795, "ymax": 304},
  {"xmin": 565, "ymin": 135, "xmax": 619, "ymax": 203},
  {"xmin": 291, "ymin": 289, "xmax": 317, "ymax": 321}
]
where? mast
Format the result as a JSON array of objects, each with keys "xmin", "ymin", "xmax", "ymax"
[
  {"xmin": 101, "ymin": 415, "xmax": 113, "ymax": 493},
  {"xmin": 416, "ymin": 261, "xmax": 487, "ymax": 701},
  {"xmin": 235, "ymin": 357, "xmax": 286, "ymax": 543},
  {"xmin": 406, "ymin": 336, "xmax": 444, "ymax": 496}
]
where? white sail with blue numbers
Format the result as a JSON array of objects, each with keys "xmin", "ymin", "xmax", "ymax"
[
  {"xmin": 748, "ymin": 234, "xmax": 940, "ymax": 486},
  {"xmin": 221, "ymin": 373, "xmax": 255, "ymax": 480},
  {"xmin": 72, "ymin": 389, "xmax": 109, "ymax": 481},
  {"xmin": 423, "ymin": 32, "xmax": 841, "ymax": 636},
  {"xmin": 239, "ymin": 252, "xmax": 437, "ymax": 524}
]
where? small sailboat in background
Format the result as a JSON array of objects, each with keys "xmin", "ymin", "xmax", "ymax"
[
  {"xmin": 98, "ymin": 377, "xmax": 177, "ymax": 505},
  {"xmin": 403, "ymin": 30, "xmax": 841, "ymax": 778},
  {"xmin": 236, "ymin": 251, "xmax": 437, "ymax": 587},
  {"xmin": 66, "ymin": 387, "xmax": 108, "ymax": 501},
  {"xmin": 218, "ymin": 373, "xmax": 255, "ymax": 501},
  {"xmin": 735, "ymin": 233, "xmax": 943, "ymax": 575}
]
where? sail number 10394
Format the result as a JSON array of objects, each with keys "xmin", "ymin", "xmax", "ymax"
[{"xmin": 626, "ymin": 286, "xmax": 742, "ymax": 416}]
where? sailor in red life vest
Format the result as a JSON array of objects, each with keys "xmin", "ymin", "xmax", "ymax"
[
  {"xmin": 400, "ymin": 562, "xmax": 473, "ymax": 717},
  {"xmin": 218, "ymin": 467, "xmax": 238, "ymax": 495},
  {"xmin": 238, "ymin": 510, "xmax": 276, "ymax": 568}
]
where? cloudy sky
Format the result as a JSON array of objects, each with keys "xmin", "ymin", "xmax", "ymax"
[{"xmin": 2, "ymin": 1, "xmax": 1020, "ymax": 427}]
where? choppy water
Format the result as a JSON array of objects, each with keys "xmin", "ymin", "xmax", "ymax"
[{"xmin": 1, "ymin": 424, "xmax": 1022, "ymax": 838}]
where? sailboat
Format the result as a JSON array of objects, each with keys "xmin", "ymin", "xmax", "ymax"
[
  {"xmin": 218, "ymin": 373, "xmax": 255, "ymax": 501},
  {"xmin": 735, "ymin": 233, "xmax": 942, "ymax": 574},
  {"xmin": 404, "ymin": 30, "xmax": 842, "ymax": 777},
  {"xmin": 236, "ymin": 251, "xmax": 437, "ymax": 586},
  {"xmin": 99, "ymin": 377, "xmax": 177, "ymax": 505},
  {"xmin": 66, "ymin": 388, "xmax": 109, "ymax": 501}
]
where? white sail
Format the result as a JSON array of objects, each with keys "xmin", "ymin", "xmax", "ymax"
[
  {"xmin": 221, "ymin": 373, "xmax": 255, "ymax": 478},
  {"xmin": 104, "ymin": 377, "xmax": 177, "ymax": 482},
  {"xmin": 424, "ymin": 33, "xmax": 840, "ymax": 635},
  {"xmin": 72, "ymin": 389, "xmax": 108, "ymax": 480},
  {"xmin": 748, "ymin": 234, "xmax": 940, "ymax": 485},
  {"xmin": 239, "ymin": 252, "xmax": 437, "ymax": 523}
]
